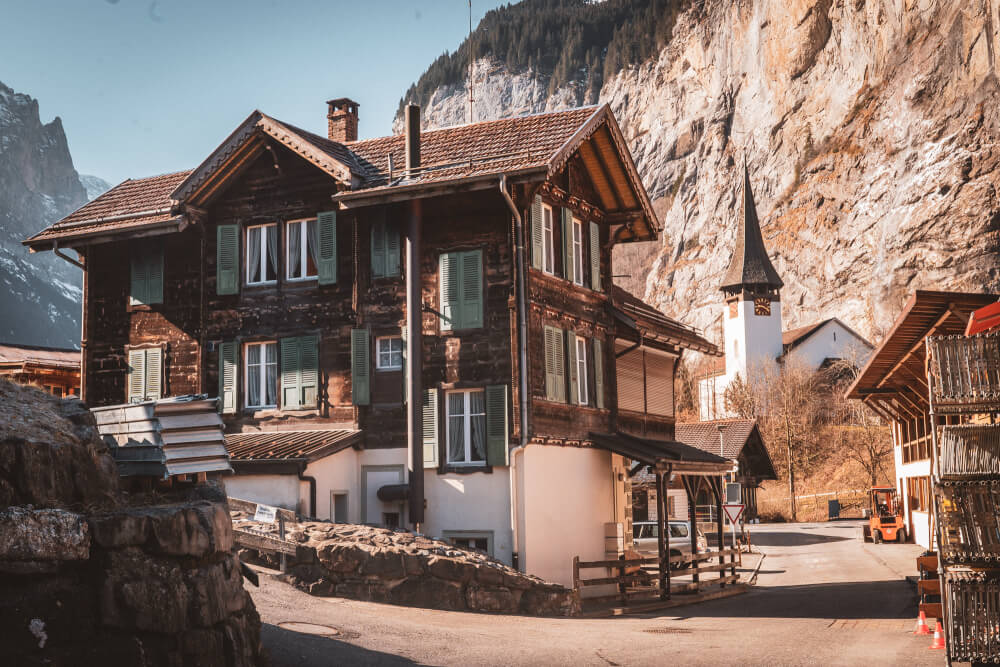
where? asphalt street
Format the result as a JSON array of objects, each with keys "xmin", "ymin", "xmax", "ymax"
[{"xmin": 251, "ymin": 520, "xmax": 948, "ymax": 666}]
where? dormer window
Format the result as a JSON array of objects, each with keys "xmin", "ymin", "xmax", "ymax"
[
  {"xmin": 286, "ymin": 218, "xmax": 319, "ymax": 281},
  {"xmin": 247, "ymin": 223, "xmax": 278, "ymax": 285}
]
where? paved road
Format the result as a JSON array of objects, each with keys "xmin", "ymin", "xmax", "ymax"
[{"xmin": 251, "ymin": 521, "xmax": 946, "ymax": 666}]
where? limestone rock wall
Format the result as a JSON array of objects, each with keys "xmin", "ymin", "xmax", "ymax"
[
  {"xmin": 0, "ymin": 381, "xmax": 263, "ymax": 666},
  {"xmin": 401, "ymin": 0, "xmax": 1000, "ymax": 342},
  {"xmin": 238, "ymin": 517, "xmax": 580, "ymax": 617}
]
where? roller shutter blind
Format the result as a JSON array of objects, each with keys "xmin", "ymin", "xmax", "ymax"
[
  {"xmin": 616, "ymin": 344, "xmax": 645, "ymax": 412},
  {"xmin": 216, "ymin": 225, "xmax": 239, "ymax": 295},
  {"xmin": 645, "ymin": 353, "xmax": 675, "ymax": 416},
  {"xmin": 317, "ymin": 211, "xmax": 338, "ymax": 285}
]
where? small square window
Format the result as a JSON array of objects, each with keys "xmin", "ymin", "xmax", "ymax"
[
  {"xmin": 376, "ymin": 336, "xmax": 403, "ymax": 371},
  {"xmin": 286, "ymin": 219, "xmax": 318, "ymax": 281}
]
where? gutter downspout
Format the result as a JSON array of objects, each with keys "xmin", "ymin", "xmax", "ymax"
[
  {"xmin": 52, "ymin": 240, "xmax": 85, "ymax": 270},
  {"xmin": 501, "ymin": 174, "xmax": 529, "ymax": 571},
  {"xmin": 298, "ymin": 465, "xmax": 317, "ymax": 518}
]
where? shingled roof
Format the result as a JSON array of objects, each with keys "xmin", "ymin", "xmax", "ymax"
[
  {"xmin": 720, "ymin": 164, "xmax": 783, "ymax": 293},
  {"xmin": 610, "ymin": 285, "xmax": 720, "ymax": 355},
  {"xmin": 24, "ymin": 170, "xmax": 191, "ymax": 249},
  {"xmin": 225, "ymin": 430, "xmax": 361, "ymax": 462}
]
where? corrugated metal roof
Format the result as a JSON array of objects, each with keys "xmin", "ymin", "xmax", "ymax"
[
  {"xmin": 225, "ymin": 430, "xmax": 361, "ymax": 462},
  {"xmin": 0, "ymin": 343, "xmax": 80, "ymax": 369}
]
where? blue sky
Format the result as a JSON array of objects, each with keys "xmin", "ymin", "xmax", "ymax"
[{"xmin": 2, "ymin": 0, "xmax": 506, "ymax": 184}]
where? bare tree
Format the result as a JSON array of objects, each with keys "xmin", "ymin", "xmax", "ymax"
[{"xmin": 827, "ymin": 359, "xmax": 893, "ymax": 488}]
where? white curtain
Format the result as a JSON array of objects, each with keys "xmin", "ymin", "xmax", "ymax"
[
  {"xmin": 470, "ymin": 391, "xmax": 486, "ymax": 462},
  {"xmin": 287, "ymin": 222, "xmax": 301, "ymax": 278},
  {"xmin": 248, "ymin": 228, "xmax": 261, "ymax": 283},
  {"xmin": 448, "ymin": 393, "xmax": 465, "ymax": 463},
  {"xmin": 266, "ymin": 225, "xmax": 278, "ymax": 280},
  {"xmin": 265, "ymin": 343, "xmax": 277, "ymax": 406},
  {"xmin": 307, "ymin": 219, "xmax": 320, "ymax": 275},
  {"xmin": 247, "ymin": 344, "xmax": 261, "ymax": 406}
]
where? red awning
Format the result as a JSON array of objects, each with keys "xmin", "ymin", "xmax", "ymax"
[{"xmin": 966, "ymin": 300, "xmax": 1000, "ymax": 336}]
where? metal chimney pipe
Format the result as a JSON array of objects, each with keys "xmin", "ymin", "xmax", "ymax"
[{"xmin": 405, "ymin": 104, "xmax": 421, "ymax": 173}]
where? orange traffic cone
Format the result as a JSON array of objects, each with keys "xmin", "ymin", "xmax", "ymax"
[
  {"xmin": 914, "ymin": 610, "xmax": 931, "ymax": 635},
  {"xmin": 928, "ymin": 621, "xmax": 945, "ymax": 649}
]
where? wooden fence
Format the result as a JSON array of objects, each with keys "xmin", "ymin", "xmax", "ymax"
[{"xmin": 572, "ymin": 548, "xmax": 741, "ymax": 608}]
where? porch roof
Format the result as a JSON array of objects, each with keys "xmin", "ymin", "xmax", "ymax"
[{"xmin": 589, "ymin": 431, "xmax": 731, "ymax": 476}]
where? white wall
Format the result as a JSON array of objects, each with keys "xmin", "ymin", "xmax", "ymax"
[
  {"xmin": 784, "ymin": 320, "xmax": 872, "ymax": 370},
  {"xmin": 422, "ymin": 469, "xmax": 514, "ymax": 565},
  {"xmin": 726, "ymin": 297, "xmax": 783, "ymax": 379},
  {"xmin": 224, "ymin": 473, "xmax": 300, "ymax": 512},
  {"xmin": 519, "ymin": 445, "xmax": 624, "ymax": 589},
  {"xmin": 302, "ymin": 448, "xmax": 359, "ymax": 522}
]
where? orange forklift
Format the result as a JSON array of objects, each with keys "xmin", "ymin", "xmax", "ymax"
[{"xmin": 861, "ymin": 486, "xmax": 907, "ymax": 543}]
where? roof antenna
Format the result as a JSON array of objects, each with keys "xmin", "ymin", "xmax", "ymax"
[{"xmin": 467, "ymin": 0, "xmax": 474, "ymax": 124}]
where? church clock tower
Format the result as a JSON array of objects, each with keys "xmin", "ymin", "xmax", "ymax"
[{"xmin": 719, "ymin": 164, "xmax": 784, "ymax": 382}]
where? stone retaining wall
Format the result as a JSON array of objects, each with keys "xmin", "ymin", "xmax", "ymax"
[{"xmin": 236, "ymin": 515, "xmax": 580, "ymax": 617}]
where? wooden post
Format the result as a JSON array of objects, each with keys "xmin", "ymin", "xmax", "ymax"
[
  {"xmin": 655, "ymin": 471, "xmax": 667, "ymax": 600},
  {"xmin": 659, "ymin": 469, "xmax": 671, "ymax": 600},
  {"xmin": 278, "ymin": 513, "xmax": 287, "ymax": 573},
  {"xmin": 684, "ymin": 475, "xmax": 700, "ymax": 588},
  {"xmin": 572, "ymin": 556, "xmax": 580, "ymax": 592},
  {"xmin": 618, "ymin": 554, "xmax": 627, "ymax": 605},
  {"xmin": 710, "ymin": 477, "xmax": 725, "ymax": 588}
]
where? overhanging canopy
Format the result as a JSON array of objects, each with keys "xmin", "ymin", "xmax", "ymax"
[{"xmin": 589, "ymin": 431, "xmax": 731, "ymax": 476}]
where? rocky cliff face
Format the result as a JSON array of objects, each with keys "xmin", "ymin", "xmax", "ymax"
[
  {"xmin": 399, "ymin": 0, "xmax": 1000, "ymax": 342},
  {"xmin": 0, "ymin": 82, "xmax": 108, "ymax": 348}
]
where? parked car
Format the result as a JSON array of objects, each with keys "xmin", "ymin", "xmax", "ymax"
[{"xmin": 633, "ymin": 520, "xmax": 708, "ymax": 569}]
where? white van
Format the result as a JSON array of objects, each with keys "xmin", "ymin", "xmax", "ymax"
[{"xmin": 632, "ymin": 520, "xmax": 708, "ymax": 569}]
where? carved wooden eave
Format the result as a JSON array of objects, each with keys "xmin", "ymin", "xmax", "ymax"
[
  {"xmin": 171, "ymin": 111, "xmax": 360, "ymax": 208},
  {"xmin": 546, "ymin": 104, "xmax": 659, "ymax": 243}
]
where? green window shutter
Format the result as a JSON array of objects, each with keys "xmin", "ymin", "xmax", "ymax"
[
  {"xmin": 544, "ymin": 326, "xmax": 566, "ymax": 403},
  {"xmin": 460, "ymin": 250, "xmax": 483, "ymax": 329},
  {"xmin": 219, "ymin": 341, "xmax": 238, "ymax": 414},
  {"xmin": 280, "ymin": 337, "xmax": 302, "ymax": 409},
  {"xmin": 593, "ymin": 338, "xmax": 605, "ymax": 409},
  {"xmin": 386, "ymin": 221, "xmax": 400, "ymax": 276},
  {"xmin": 216, "ymin": 225, "xmax": 239, "ymax": 295},
  {"xmin": 486, "ymin": 384, "xmax": 509, "ymax": 466},
  {"xmin": 130, "ymin": 254, "xmax": 148, "ymax": 305},
  {"xmin": 351, "ymin": 328, "xmax": 370, "ymax": 405},
  {"xmin": 299, "ymin": 334, "xmax": 319, "ymax": 408},
  {"xmin": 561, "ymin": 208, "xmax": 574, "ymax": 283},
  {"xmin": 371, "ymin": 219, "xmax": 386, "ymax": 278},
  {"xmin": 147, "ymin": 247, "xmax": 163, "ymax": 304},
  {"xmin": 422, "ymin": 388, "xmax": 439, "ymax": 468},
  {"xmin": 439, "ymin": 252, "xmax": 459, "ymax": 331},
  {"xmin": 127, "ymin": 349, "xmax": 145, "ymax": 402},
  {"xmin": 144, "ymin": 348, "xmax": 162, "ymax": 400},
  {"xmin": 590, "ymin": 222, "xmax": 601, "ymax": 291},
  {"xmin": 530, "ymin": 195, "xmax": 543, "ymax": 270},
  {"xmin": 566, "ymin": 329, "xmax": 579, "ymax": 405},
  {"xmin": 317, "ymin": 211, "xmax": 338, "ymax": 285}
]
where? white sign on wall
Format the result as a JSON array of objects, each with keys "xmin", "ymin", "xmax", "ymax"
[
  {"xmin": 253, "ymin": 503, "xmax": 277, "ymax": 524},
  {"xmin": 648, "ymin": 489, "xmax": 658, "ymax": 520}
]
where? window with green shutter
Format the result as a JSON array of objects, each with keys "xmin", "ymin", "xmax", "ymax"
[
  {"xmin": 279, "ymin": 335, "xmax": 319, "ymax": 410},
  {"xmin": 351, "ymin": 328, "xmax": 370, "ymax": 405},
  {"xmin": 566, "ymin": 329, "xmax": 579, "ymax": 404},
  {"xmin": 485, "ymin": 384, "xmax": 509, "ymax": 466},
  {"xmin": 439, "ymin": 249, "xmax": 483, "ymax": 331},
  {"xmin": 218, "ymin": 341, "xmax": 238, "ymax": 414},
  {"xmin": 216, "ymin": 225, "xmax": 239, "ymax": 295},
  {"xmin": 130, "ymin": 244, "xmax": 163, "ymax": 305},
  {"xmin": 371, "ymin": 216, "xmax": 400, "ymax": 279},
  {"xmin": 562, "ymin": 208, "xmax": 575, "ymax": 284},
  {"xmin": 422, "ymin": 388, "xmax": 439, "ymax": 468},
  {"xmin": 316, "ymin": 211, "xmax": 338, "ymax": 285},
  {"xmin": 590, "ymin": 222, "xmax": 601, "ymax": 291},
  {"xmin": 530, "ymin": 195, "xmax": 543, "ymax": 270},
  {"xmin": 543, "ymin": 325, "xmax": 566, "ymax": 403},
  {"xmin": 127, "ymin": 347, "xmax": 163, "ymax": 402},
  {"xmin": 593, "ymin": 338, "xmax": 605, "ymax": 409}
]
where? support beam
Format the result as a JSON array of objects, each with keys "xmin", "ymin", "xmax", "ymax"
[{"xmin": 406, "ymin": 199, "xmax": 424, "ymax": 526}]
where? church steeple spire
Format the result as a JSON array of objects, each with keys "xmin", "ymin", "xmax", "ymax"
[{"xmin": 719, "ymin": 161, "xmax": 783, "ymax": 294}]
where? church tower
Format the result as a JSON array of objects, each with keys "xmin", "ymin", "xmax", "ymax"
[{"xmin": 719, "ymin": 164, "xmax": 784, "ymax": 382}]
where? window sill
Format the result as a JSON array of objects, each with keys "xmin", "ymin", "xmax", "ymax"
[
  {"xmin": 242, "ymin": 407, "xmax": 319, "ymax": 417},
  {"xmin": 439, "ymin": 464, "xmax": 493, "ymax": 475},
  {"xmin": 127, "ymin": 302, "xmax": 159, "ymax": 312}
]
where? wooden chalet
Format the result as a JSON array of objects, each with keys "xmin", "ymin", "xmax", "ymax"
[
  {"xmin": 0, "ymin": 343, "xmax": 80, "ymax": 397},
  {"xmin": 845, "ymin": 290, "xmax": 998, "ymax": 548},
  {"xmin": 25, "ymin": 99, "xmax": 728, "ymax": 590}
]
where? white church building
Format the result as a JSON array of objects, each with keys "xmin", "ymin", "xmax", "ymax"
[{"xmin": 699, "ymin": 167, "xmax": 873, "ymax": 420}]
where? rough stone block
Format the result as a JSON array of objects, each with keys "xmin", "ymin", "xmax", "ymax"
[
  {"xmin": 387, "ymin": 577, "xmax": 465, "ymax": 610},
  {"xmin": 0, "ymin": 507, "xmax": 89, "ymax": 561},
  {"xmin": 99, "ymin": 548, "xmax": 190, "ymax": 634},
  {"xmin": 89, "ymin": 509, "xmax": 150, "ymax": 549},
  {"xmin": 474, "ymin": 563, "xmax": 504, "ymax": 586},
  {"xmin": 319, "ymin": 542, "xmax": 370, "ymax": 574},
  {"xmin": 426, "ymin": 556, "xmax": 474, "ymax": 583},
  {"xmin": 466, "ymin": 584, "xmax": 516, "ymax": 612},
  {"xmin": 360, "ymin": 549, "xmax": 404, "ymax": 578}
]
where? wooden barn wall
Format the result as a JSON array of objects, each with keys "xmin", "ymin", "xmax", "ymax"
[{"xmin": 84, "ymin": 230, "xmax": 201, "ymax": 407}]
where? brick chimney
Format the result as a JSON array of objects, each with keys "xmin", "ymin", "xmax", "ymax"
[{"xmin": 327, "ymin": 98, "xmax": 359, "ymax": 143}]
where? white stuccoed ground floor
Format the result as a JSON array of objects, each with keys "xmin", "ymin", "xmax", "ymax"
[{"xmin": 225, "ymin": 443, "xmax": 629, "ymax": 589}]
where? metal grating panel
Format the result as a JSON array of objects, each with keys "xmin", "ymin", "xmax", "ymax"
[
  {"xmin": 928, "ymin": 333, "xmax": 1000, "ymax": 414},
  {"xmin": 941, "ymin": 424, "xmax": 1000, "ymax": 477}
]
